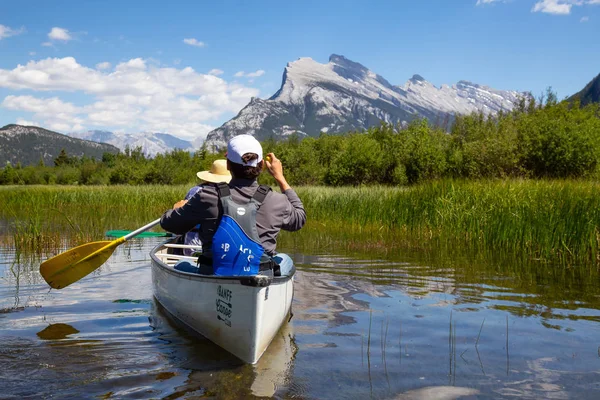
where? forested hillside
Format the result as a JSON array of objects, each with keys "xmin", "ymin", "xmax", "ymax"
[
  {"xmin": 569, "ymin": 73, "xmax": 600, "ymax": 107},
  {"xmin": 1, "ymin": 93, "xmax": 599, "ymax": 186},
  {"xmin": 0, "ymin": 125, "xmax": 119, "ymax": 166}
]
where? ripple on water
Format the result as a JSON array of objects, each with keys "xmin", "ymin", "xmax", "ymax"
[{"xmin": 2, "ymin": 240, "xmax": 600, "ymax": 398}]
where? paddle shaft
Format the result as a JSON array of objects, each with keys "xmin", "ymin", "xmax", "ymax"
[
  {"xmin": 105, "ymin": 229, "xmax": 171, "ymax": 238},
  {"xmin": 75, "ymin": 219, "xmax": 162, "ymax": 266},
  {"xmin": 78, "ymin": 219, "xmax": 161, "ymax": 263},
  {"xmin": 123, "ymin": 218, "xmax": 162, "ymax": 240}
]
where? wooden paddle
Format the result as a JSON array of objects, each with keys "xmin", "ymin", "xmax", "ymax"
[{"xmin": 40, "ymin": 219, "xmax": 161, "ymax": 290}]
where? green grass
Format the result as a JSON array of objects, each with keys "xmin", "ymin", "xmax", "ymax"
[
  {"xmin": 289, "ymin": 179, "xmax": 600, "ymax": 266},
  {"xmin": 0, "ymin": 185, "xmax": 186, "ymax": 251},
  {"xmin": 1, "ymin": 180, "xmax": 599, "ymax": 266}
]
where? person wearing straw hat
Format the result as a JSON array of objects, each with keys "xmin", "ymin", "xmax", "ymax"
[{"xmin": 181, "ymin": 159, "xmax": 232, "ymax": 256}]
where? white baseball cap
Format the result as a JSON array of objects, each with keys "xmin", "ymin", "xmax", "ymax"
[{"xmin": 226, "ymin": 134, "xmax": 263, "ymax": 167}]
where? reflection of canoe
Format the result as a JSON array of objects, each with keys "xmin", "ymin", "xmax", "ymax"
[
  {"xmin": 150, "ymin": 238, "xmax": 295, "ymax": 364},
  {"xmin": 251, "ymin": 322, "xmax": 298, "ymax": 397},
  {"xmin": 150, "ymin": 300, "xmax": 298, "ymax": 397}
]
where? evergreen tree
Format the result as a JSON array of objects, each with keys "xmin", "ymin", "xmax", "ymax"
[{"xmin": 54, "ymin": 149, "xmax": 70, "ymax": 167}]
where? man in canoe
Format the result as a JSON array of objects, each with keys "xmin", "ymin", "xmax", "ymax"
[{"xmin": 160, "ymin": 134, "xmax": 306, "ymax": 276}]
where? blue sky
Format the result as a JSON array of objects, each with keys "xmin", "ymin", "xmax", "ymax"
[{"xmin": 1, "ymin": 0, "xmax": 599, "ymax": 140}]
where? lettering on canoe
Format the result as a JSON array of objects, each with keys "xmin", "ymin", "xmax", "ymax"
[{"xmin": 216, "ymin": 285, "xmax": 232, "ymax": 327}]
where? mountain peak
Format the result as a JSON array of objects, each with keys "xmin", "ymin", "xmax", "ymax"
[
  {"xmin": 205, "ymin": 54, "xmax": 523, "ymax": 148},
  {"xmin": 328, "ymin": 54, "xmax": 346, "ymax": 63},
  {"xmin": 0, "ymin": 124, "xmax": 119, "ymax": 166},
  {"xmin": 568, "ymin": 72, "xmax": 600, "ymax": 106},
  {"xmin": 70, "ymin": 130, "xmax": 194, "ymax": 156},
  {"xmin": 457, "ymin": 80, "xmax": 481, "ymax": 89},
  {"xmin": 329, "ymin": 54, "xmax": 368, "ymax": 72},
  {"xmin": 286, "ymin": 57, "xmax": 317, "ymax": 68}
]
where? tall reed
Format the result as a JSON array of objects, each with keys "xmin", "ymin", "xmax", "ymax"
[
  {"xmin": 292, "ymin": 179, "xmax": 600, "ymax": 266},
  {"xmin": 0, "ymin": 185, "xmax": 186, "ymax": 251},
  {"xmin": 1, "ymin": 180, "xmax": 599, "ymax": 266}
]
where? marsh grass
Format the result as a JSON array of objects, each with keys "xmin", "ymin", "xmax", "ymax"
[
  {"xmin": 1, "ymin": 180, "xmax": 599, "ymax": 266},
  {"xmin": 0, "ymin": 185, "xmax": 186, "ymax": 252},
  {"xmin": 287, "ymin": 179, "xmax": 600, "ymax": 266}
]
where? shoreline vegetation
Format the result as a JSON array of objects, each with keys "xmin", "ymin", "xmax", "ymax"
[
  {"xmin": 0, "ymin": 93, "xmax": 598, "ymax": 266},
  {"xmin": 1, "ymin": 180, "xmax": 598, "ymax": 267},
  {"xmin": 1, "ymin": 95, "xmax": 600, "ymax": 187}
]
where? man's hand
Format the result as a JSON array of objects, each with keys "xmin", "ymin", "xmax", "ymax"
[
  {"xmin": 173, "ymin": 199, "xmax": 187, "ymax": 209},
  {"xmin": 265, "ymin": 152, "xmax": 290, "ymax": 192},
  {"xmin": 265, "ymin": 153, "xmax": 284, "ymax": 180}
]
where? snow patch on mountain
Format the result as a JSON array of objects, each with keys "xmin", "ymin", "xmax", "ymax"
[
  {"xmin": 205, "ymin": 54, "xmax": 524, "ymax": 149},
  {"xmin": 69, "ymin": 130, "xmax": 195, "ymax": 156}
]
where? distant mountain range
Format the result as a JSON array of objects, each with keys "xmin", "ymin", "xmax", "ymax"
[
  {"xmin": 68, "ymin": 130, "xmax": 194, "ymax": 156},
  {"xmin": 205, "ymin": 54, "xmax": 524, "ymax": 149},
  {"xmin": 568, "ymin": 73, "xmax": 600, "ymax": 106},
  {"xmin": 0, "ymin": 124, "xmax": 119, "ymax": 166},
  {"xmin": 2, "ymin": 55, "xmax": 600, "ymax": 165}
]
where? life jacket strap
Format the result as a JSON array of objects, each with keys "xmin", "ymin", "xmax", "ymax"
[
  {"xmin": 216, "ymin": 182, "xmax": 230, "ymax": 198},
  {"xmin": 252, "ymin": 184, "xmax": 271, "ymax": 204}
]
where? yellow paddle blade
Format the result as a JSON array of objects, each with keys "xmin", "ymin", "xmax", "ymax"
[{"xmin": 40, "ymin": 238, "xmax": 125, "ymax": 289}]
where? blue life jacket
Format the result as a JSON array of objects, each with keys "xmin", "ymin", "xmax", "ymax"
[{"xmin": 211, "ymin": 183, "xmax": 272, "ymax": 276}]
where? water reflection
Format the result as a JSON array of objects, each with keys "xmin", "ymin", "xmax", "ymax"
[
  {"xmin": 149, "ymin": 299, "xmax": 298, "ymax": 399},
  {"xmin": 37, "ymin": 323, "xmax": 80, "ymax": 340},
  {"xmin": 1, "ymin": 236, "xmax": 600, "ymax": 398}
]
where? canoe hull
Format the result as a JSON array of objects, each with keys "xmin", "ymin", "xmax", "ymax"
[{"xmin": 150, "ymin": 241, "xmax": 294, "ymax": 364}]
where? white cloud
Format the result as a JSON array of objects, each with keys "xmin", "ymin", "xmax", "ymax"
[
  {"xmin": 3, "ymin": 95, "xmax": 81, "ymax": 115},
  {"xmin": 96, "ymin": 61, "xmax": 111, "ymax": 70},
  {"xmin": 0, "ymin": 56, "xmax": 260, "ymax": 141},
  {"xmin": 41, "ymin": 42, "xmax": 53, "ymax": 47},
  {"xmin": 183, "ymin": 38, "xmax": 205, "ymax": 47},
  {"xmin": 531, "ymin": 0, "xmax": 600, "ymax": 14},
  {"xmin": 0, "ymin": 24, "xmax": 25, "ymax": 40},
  {"xmin": 581, "ymin": 15, "xmax": 590, "ymax": 21},
  {"xmin": 29, "ymin": 51, "xmax": 36, "ymax": 56},
  {"xmin": 48, "ymin": 27, "xmax": 72, "ymax": 41},
  {"xmin": 247, "ymin": 70, "xmax": 265, "ymax": 78},
  {"xmin": 234, "ymin": 69, "xmax": 265, "ymax": 78},
  {"xmin": 3, "ymin": 95, "xmax": 85, "ymax": 133},
  {"xmin": 532, "ymin": 0, "xmax": 573, "ymax": 14},
  {"xmin": 476, "ymin": 0, "xmax": 504, "ymax": 5},
  {"xmin": 116, "ymin": 58, "xmax": 146, "ymax": 70},
  {"xmin": 477, "ymin": 0, "xmax": 600, "ymax": 14},
  {"xmin": 208, "ymin": 68, "xmax": 224, "ymax": 76}
]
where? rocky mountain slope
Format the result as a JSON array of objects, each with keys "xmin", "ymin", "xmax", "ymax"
[
  {"xmin": 568, "ymin": 73, "xmax": 600, "ymax": 106},
  {"xmin": 205, "ymin": 54, "xmax": 523, "ymax": 149},
  {"xmin": 0, "ymin": 124, "xmax": 119, "ymax": 166},
  {"xmin": 69, "ymin": 130, "xmax": 194, "ymax": 156}
]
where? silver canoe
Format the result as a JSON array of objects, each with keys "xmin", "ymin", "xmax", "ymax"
[{"xmin": 150, "ymin": 239, "xmax": 295, "ymax": 364}]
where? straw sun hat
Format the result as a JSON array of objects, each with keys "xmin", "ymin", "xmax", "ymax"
[{"xmin": 196, "ymin": 159, "xmax": 232, "ymax": 183}]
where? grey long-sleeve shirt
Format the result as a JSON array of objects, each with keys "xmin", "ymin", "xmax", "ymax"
[{"xmin": 160, "ymin": 178, "xmax": 306, "ymax": 257}]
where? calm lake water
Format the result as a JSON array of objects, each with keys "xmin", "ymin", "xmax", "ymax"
[{"xmin": 1, "ymin": 236, "xmax": 600, "ymax": 399}]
